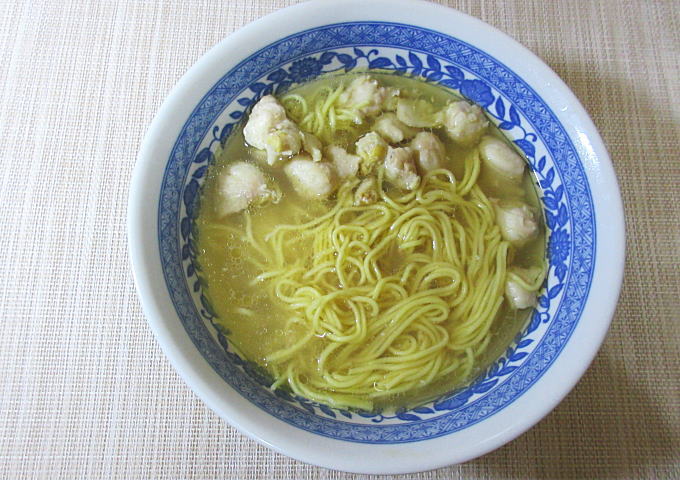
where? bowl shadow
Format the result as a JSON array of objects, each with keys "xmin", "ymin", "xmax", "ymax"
[
  {"xmin": 460, "ymin": 60, "xmax": 679, "ymax": 480},
  {"xmin": 472, "ymin": 345, "xmax": 676, "ymax": 479}
]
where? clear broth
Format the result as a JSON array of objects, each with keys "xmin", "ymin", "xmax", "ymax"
[{"xmin": 195, "ymin": 73, "xmax": 546, "ymax": 410}]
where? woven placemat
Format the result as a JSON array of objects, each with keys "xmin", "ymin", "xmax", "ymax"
[{"xmin": 0, "ymin": 0, "xmax": 678, "ymax": 478}]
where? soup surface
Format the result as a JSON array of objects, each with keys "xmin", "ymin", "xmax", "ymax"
[{"xmin": 195, "ymin": 73, "xmax": 546, "ymax": 411}]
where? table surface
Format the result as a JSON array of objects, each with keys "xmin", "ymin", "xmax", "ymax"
[{"xmin": 1, "ymin": 0, "xmax": 678, "ymax": 478}]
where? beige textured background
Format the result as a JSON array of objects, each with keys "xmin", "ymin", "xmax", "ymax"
[{"xmin": 0, "ymin": 0, "xmax": 678, "ymax": 478}]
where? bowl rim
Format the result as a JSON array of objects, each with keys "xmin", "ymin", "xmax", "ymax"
[{"xmin": 128, "ymin": 0, "xmax": 625, "ymax": 473}]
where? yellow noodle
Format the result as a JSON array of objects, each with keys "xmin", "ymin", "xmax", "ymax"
[
  {"xmin": 225, "ymin": 170, "xmax": 518, "ymax": 410},
  {"xmin": 283, "ymin": 83, "xmax": 362, "ymax": 143}
]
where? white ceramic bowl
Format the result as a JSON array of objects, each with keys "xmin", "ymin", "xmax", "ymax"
[{"xmin": 128, "ymin": 0, "xmax": 625, "ymax": 473}]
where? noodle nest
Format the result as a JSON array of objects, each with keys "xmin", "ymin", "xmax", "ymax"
[{"xmin": 226, "ymin": 161, "xmax": 511, "ymax": 411}]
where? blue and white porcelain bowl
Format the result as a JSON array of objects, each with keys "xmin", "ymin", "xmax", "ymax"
[{"xmin": 128, "ymin": 0, "xmax": 625, "ymax": 473}]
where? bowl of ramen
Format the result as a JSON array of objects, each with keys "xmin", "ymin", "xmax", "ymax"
[{"xmin": 128, "ymin": 0, "xmax": 624, "ymax": 473}]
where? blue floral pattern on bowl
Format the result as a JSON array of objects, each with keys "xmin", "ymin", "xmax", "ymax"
[{"xmin": 158, "ymin": 22, "xmax": 595, "ymax": 443}]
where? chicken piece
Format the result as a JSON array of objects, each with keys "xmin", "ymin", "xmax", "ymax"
[
  {"xmin": 324, "ymin": 145, "xmax": 360, "ymax": 180},
  {"xmin": 301, "ymin": 132, "xmax": 323, "ymax": 162},
  {"xmin": 493, "ymin": 201, "xmax": 538, "ymax": 244},
  {"xmin": 243, "ymin": 95, "xmax": 303, "ymax": 165},
  {"xmin": 410, "ymin": 131, "xmax": 446, "ymax": 173},
  {"xmin": 355, "ymin": 132, "xmax": 388, "ymax": 175},
  {"xmin": 396, "ymin": 98, "xmax": 441, "ymax": 128},
  {"xmin": 353, "ymin": 177, "xmax": 379, "ymax": 206},
  {"xmin": 384, "ymin": 147, "xmax": 420, "ymax": 190},
  {"xmin": 442, "ymin": 101, "xmax": 488, "ymax": 146},
  {"xmin": 479, "ymin": 135, "xmax": 525, "ymax": 182},
  {"xmin": 505, "ymin": 278, "xmax": 536, "ymax": 309},
  {"xmin": 373, "ymin": 113, "xmax": 417, "ymax": 144},
  {"xmin": 216, "ymin": 162, "xmax": 279, "ymax": 217},
  {"xmin": 283, "ymin": 154, "xmax": 336, "ymax": 199},
  {"xmin": 264, "ymin": 120, "xmax": 302, "ymax": 163},
  {"xmin": 338, "ymin": 75, "xmax": 399, "ymax": 118}
]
